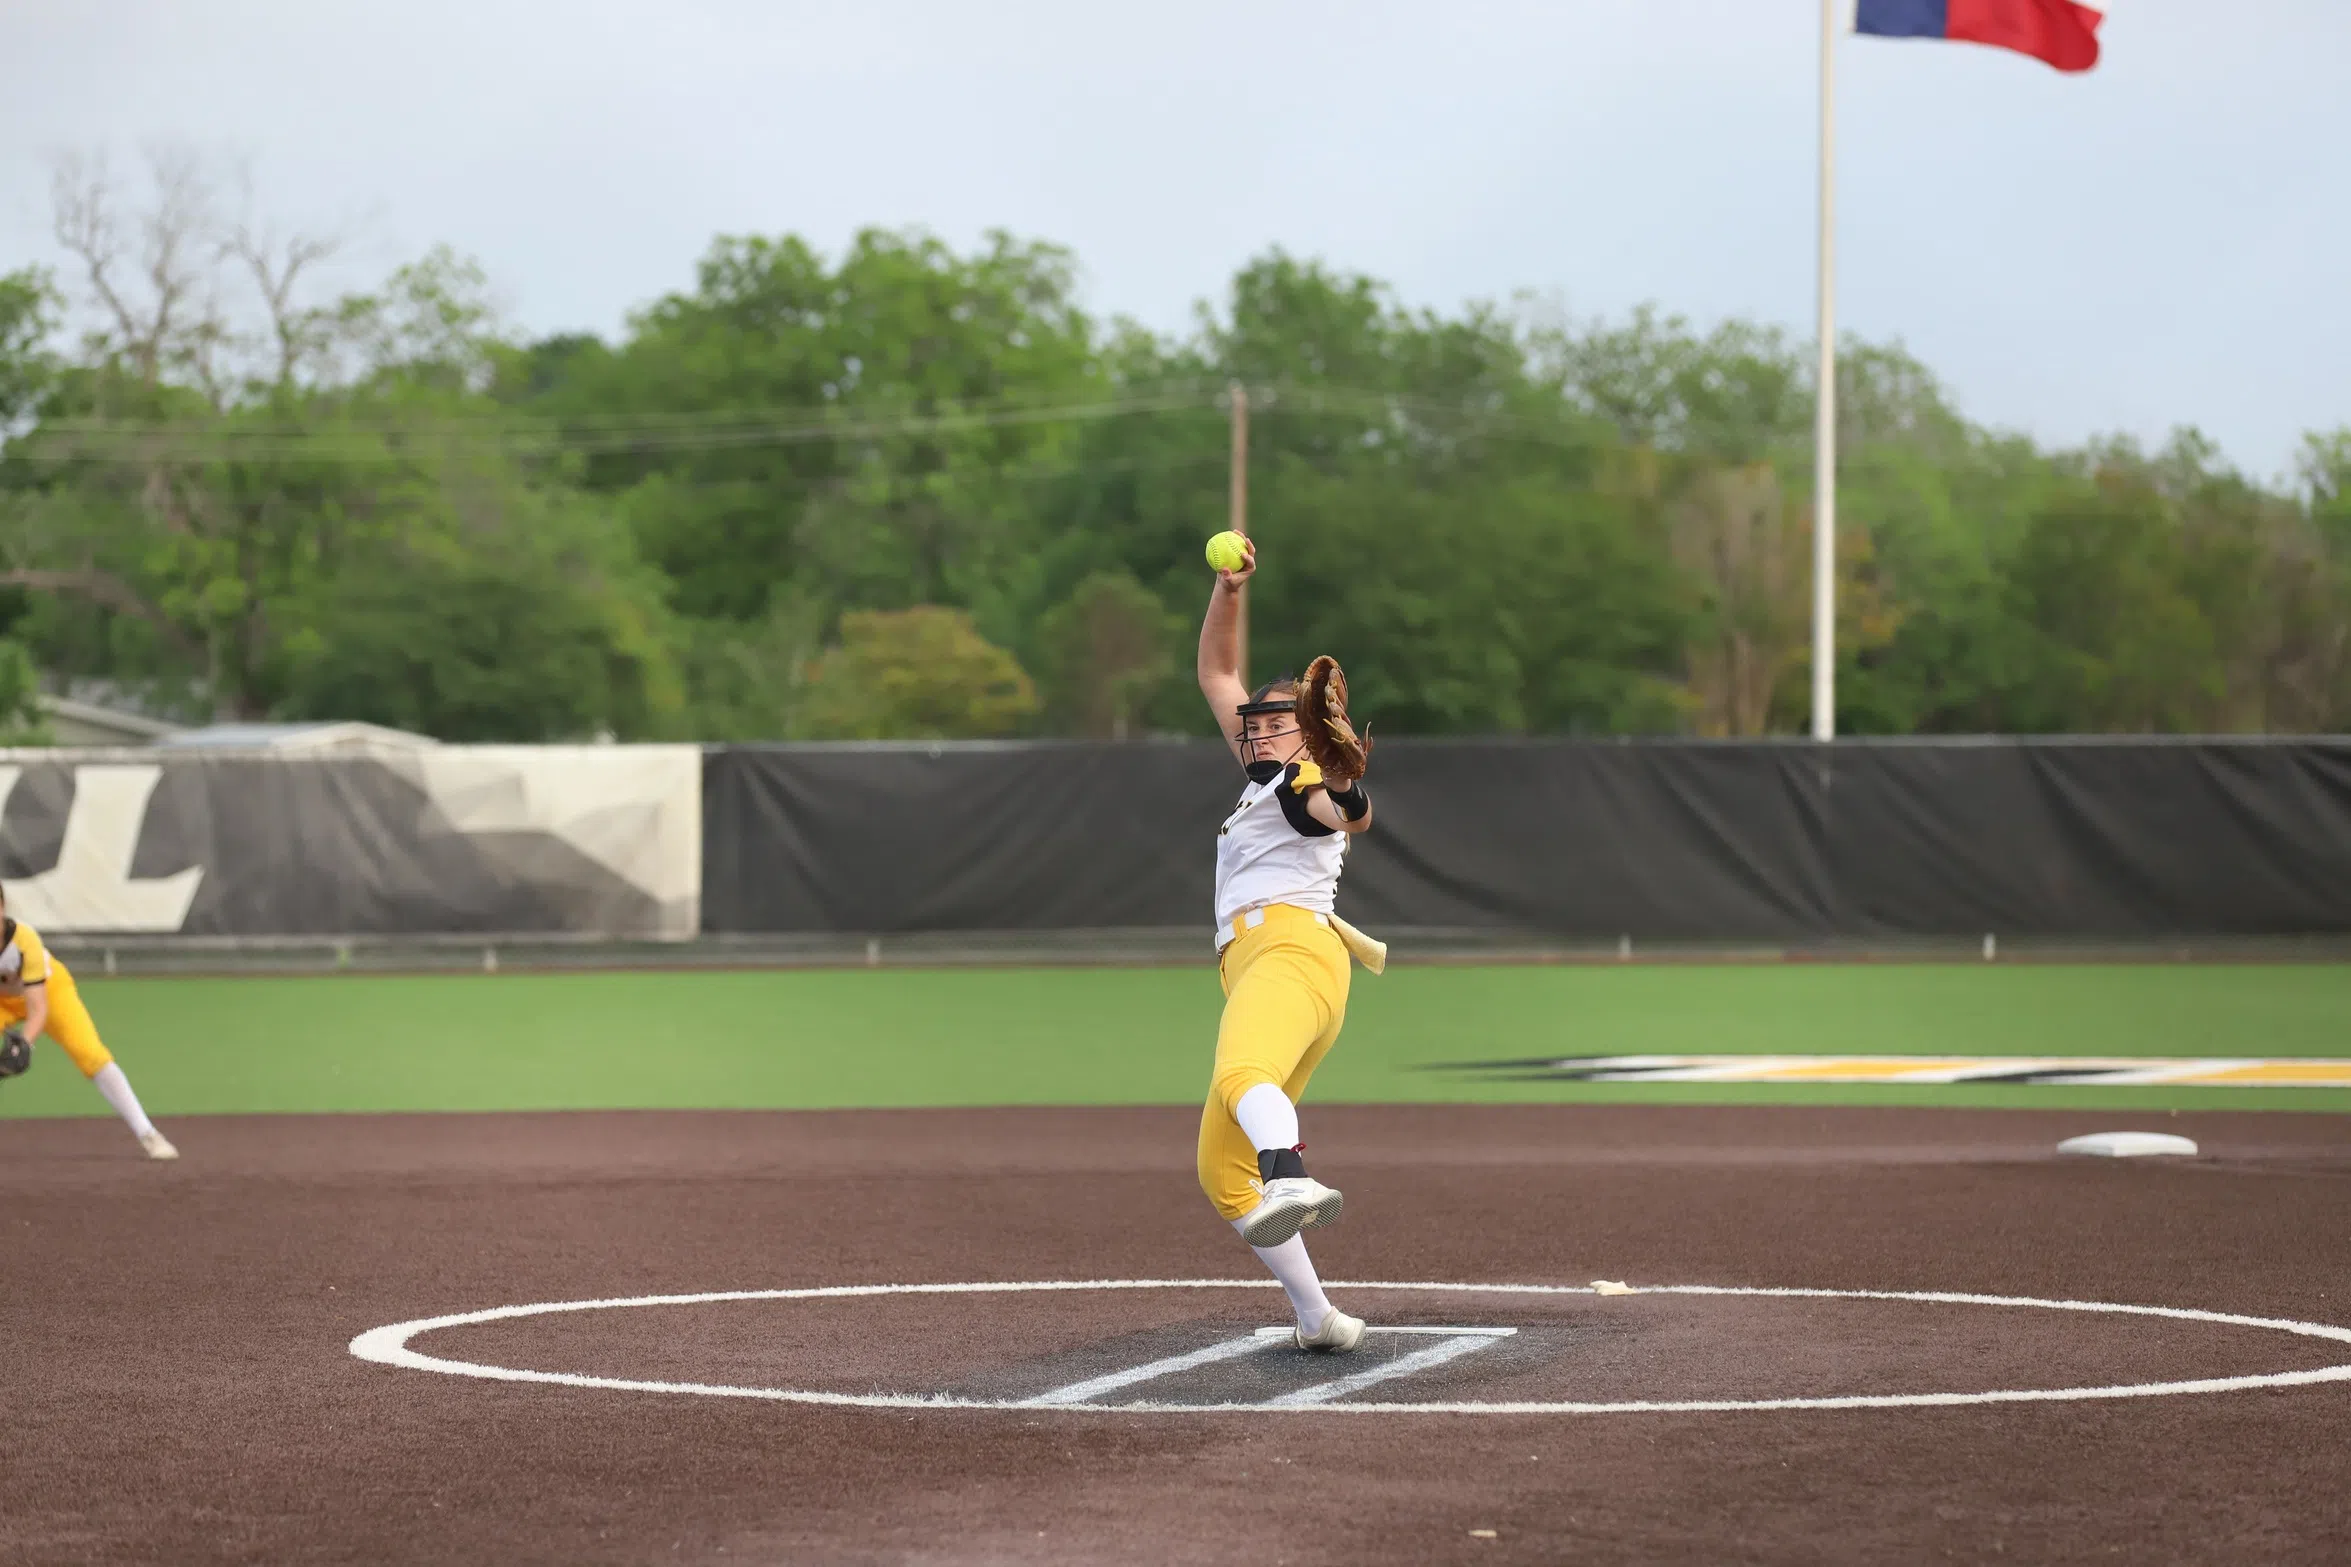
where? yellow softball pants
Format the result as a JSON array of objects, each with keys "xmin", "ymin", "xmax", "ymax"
[
  {"xmin": 1198, "ymin": 905, "xmax": 1352, "ymax": 1220},
  {"xmin": 1, "ymin": 963, "xmax": 116, "ymax": 1078}
]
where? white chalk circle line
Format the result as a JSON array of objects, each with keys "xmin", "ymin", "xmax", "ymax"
[{"xmin": 347, "ymin": 1279, "xmax": 2351, "ymax": 1415}]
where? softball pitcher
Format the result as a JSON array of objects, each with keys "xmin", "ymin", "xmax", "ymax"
[
  {"xmin": 1195, "ymin": 537, "xmax": 1381, "ymax": 1353},
  {"xmin": 0, "ymin": 881, "xmax": 178, "ymax": 1159}
]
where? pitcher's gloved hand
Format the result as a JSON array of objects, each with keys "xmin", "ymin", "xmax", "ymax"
[{"xmin": 1296, "ymin": 655, "xmax": 1371, "ymax": 787}]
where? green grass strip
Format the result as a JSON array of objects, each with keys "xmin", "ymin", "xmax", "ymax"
[{"xmin": 3, "ymin": 963, "xmax": 2347, "ymax": 1119}]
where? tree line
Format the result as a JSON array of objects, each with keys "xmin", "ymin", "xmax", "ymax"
[{"xmin": 4, "ymin": 153, "xmax": 2347, "ymax": 745}]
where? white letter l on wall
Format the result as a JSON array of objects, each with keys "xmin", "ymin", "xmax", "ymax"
[{"xmin": 0, "ymin": 766, "xmax": 206, "ymax": 932}]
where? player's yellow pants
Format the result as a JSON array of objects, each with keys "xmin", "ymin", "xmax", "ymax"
[
  {"xmin": 0, "ymin": 962, "xmax": 115, "ymax": 1078},
  {"xmin": 1198, "ymin": 905, "xmax": 1351, "ymax": 1220}
]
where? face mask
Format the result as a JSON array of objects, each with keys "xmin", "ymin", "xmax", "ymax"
[{"xmin": 1244, "ymin": 760, "xmax": 1283, "ymax": 784}]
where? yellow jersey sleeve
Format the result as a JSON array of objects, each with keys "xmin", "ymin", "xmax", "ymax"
[{"xmin": 11, "ymin": 921, "xmax": 51, "ymax": 985}]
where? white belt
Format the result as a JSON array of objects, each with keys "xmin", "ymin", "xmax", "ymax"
[{"xmin": 1214, "ymin": 905, "xmax": 1329, "ymax": 952}]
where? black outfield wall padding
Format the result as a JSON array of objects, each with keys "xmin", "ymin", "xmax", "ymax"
[{"xmin": 701, "ymin": 739, "xmax": 2351, "ymax": 940}]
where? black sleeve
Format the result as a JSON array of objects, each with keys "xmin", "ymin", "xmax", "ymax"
[{"xmin": 1275, "ymin": 766, "xmax": 1338, "ymax": 837}]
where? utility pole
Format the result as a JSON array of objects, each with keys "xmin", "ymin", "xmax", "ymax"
[{"xmin": 1229, "ymin": 380, "xmax": 1250, "ymax": 685}]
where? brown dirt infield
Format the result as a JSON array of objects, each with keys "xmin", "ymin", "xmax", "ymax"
[{"xmin": 5, "ymin": 1104, "xmax": 2350, "ymax": 1565}]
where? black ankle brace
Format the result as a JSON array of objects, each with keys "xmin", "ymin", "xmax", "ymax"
[{"xmin": 1257, "ymin": 1146, "xmax": 1306, "ymax": 1183}]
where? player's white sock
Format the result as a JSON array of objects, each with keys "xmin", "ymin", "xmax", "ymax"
[
  {"xmin": 1233, "ymin": 1082, "xmax": 1300, "ymax": 1153},
  {"xmin": 92, "ymin": 1063, "xmax": 158, "ymax": 1141},
  {"xmin": 1233, "ymin": 1225, "xmax": 1334, "ymax": 1335}
]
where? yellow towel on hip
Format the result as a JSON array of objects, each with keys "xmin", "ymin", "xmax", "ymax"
[{"xmin": 1328, "ymin": 914, "xmax": 1387, "ymax": 975}]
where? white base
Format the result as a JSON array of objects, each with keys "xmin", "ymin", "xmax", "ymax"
[{"xmin": 2057, "ymin": 1131, "xmax": 2199, "ymax": 1159}]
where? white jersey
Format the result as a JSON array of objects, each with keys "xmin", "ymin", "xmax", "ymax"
[{"xmin": 1213, "ymin": 762, "xmax": 1347, "ymax": 933}]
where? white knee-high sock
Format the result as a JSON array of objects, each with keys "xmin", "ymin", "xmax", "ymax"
[
  {"xmin": 1233, "ymin": 1082, "xmax": 1300, "ymax": 1154},
  {"xmin": 92, "ymin": 1063, "xmax": 157, "ymax": 1140},
  {"xmin": 1234, "ymin": 1220, "xmax": 1332, "ymax": 1334}
]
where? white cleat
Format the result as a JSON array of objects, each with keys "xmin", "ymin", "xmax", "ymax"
[
  {"xmin": 139, "ymin": 1131, "xmax": 179, "ymax": 1161},
  {"xmin": 1296, "ymin": 1307, "xmax": 1366, "ymax": 1353},
  {"xmin": 1237, "ymin": 1175, "xmax": 1344, "ymax": 1248}
]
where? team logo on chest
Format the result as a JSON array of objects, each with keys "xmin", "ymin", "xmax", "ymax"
[{"xmin": 1219, "ymin": 777, "xmax": 1275, "ymax": 837}]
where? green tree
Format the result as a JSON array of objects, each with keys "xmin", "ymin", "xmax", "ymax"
[
  {"xmin": 512, "ymin": 228, "xmax": 1105, "ymax": 616},
  {"xmin": 0, "ymin": 267, "xmax": 58, "ymax": 429},
  {"xmin": 2303, "ymin": 429, "xmax": 2351, "ymax": 559},
  {"xmin": 1050, "ymin": 253, "xmax": 1676, "ymax": 736},
  {"xmin": 270, "ymin": 482, "xmax": 681, "ymax": 741},
  {"xmin": 2000, "ymin": 477, "xmax": 2218, "ymax": 732},
  {"xmin": 2, "ymin": 159, "xmax": 682, "ymax": 740},
  {"xmin": 0, "ymin": 638, "xmax": 48, "ymax": 744},
  {"xmin": 799, "ymin": 606, "xmax": 1038, "ymax": 739},
  {"xmin": 13, "ymin": 174, "xmax": 2351, "ymax": 744},
  {"xmin": 504, "ymin": 227, "xmax": 1115, "ymax": 738},
  {"xmin": 1034, "ymin": 570, "xmax": 1184, "ymax": 738},
  {"xmin": 671, "ymin": 590, "xmax": 828, "ymax": 741},
  {"xmin": 1545, "ymin": 308, "xmax": 1811, "ymax": 463}
]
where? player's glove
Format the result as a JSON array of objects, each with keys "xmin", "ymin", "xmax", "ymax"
[
  {"xmin": 0, "ymin": 1025, "xmax": 30, "ymax": 1080},
  {"xmin": 1295, "ymin": 654, "xmax": 1372, "ymax": 786}
]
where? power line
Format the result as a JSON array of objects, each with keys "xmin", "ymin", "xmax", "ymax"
[
  {"xmin": 7, "ymin": 379, "xmax": 1606, "ymax": 466},
  {"xmin": 12, "ymin": 386, "xmax": 1226, "ymax": 464}
]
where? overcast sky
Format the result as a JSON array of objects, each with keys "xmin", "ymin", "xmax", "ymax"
[{"xmin": 3, "ymin": 1, "xmax": 2343, "ymax": 481}]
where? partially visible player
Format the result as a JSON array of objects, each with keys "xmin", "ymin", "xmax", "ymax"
[
  {"xmin": 1194, "ymin": 537, "xmax": 1377, "ymax": 1353},
  {"xmin": 0, "ymin": 880, "xmax": 178, "ymax": 1159}
]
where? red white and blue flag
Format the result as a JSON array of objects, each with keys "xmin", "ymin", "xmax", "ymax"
[{"xmin": 1855, "ymin": 0, "xmax": 2106, "ymax": 73}]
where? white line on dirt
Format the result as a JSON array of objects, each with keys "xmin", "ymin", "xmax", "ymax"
[
  {"xmin": 1250, "ymin": 1326, "xmax": 1517, "ymax": 1338},
  {"xmin": 1263, "ymin": 1333, "xmax": 1512, "ymax": 1407},
  {"xmin": 348, "ymin": 1280, "xmax": 2351, "ymax": 1416},
  {"xmin": 1022, "ymin": 1334, "xmax": 1272, "ymax": 1406}
]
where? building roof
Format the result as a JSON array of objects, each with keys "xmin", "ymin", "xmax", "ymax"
[
  {"xmin": 36, "ymin": 695, "xmax": 189, "ymax": 745},
  {"xmin": 154, "ymin": 720, "xmax": 438, "ymax": 753}
]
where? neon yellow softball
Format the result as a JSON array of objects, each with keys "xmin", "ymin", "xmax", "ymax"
[{"xmin": 1205, "ymin": 531, "xmax": 1251, "ymax": 572}]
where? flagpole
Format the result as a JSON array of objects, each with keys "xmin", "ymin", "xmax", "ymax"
[{"xmin": 1811, "ymin": 0, "xmax": 1839, "ymax": 741}]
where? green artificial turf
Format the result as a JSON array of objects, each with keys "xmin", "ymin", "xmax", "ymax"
[{"xmin": 3, "ymin": 962, "xmax": 2348, "ymax": 1119}]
